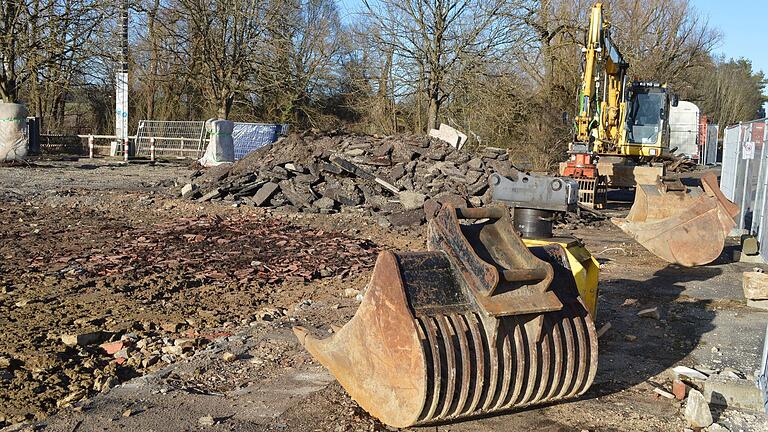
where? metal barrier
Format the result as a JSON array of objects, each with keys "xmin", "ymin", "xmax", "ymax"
[
  {"xmin": 134, "ymin": 120, "xmax": 207, "ymax": 158},
  {"xmin": 720, "ymin": 119, "xmax": 768, "ymax": 261}
]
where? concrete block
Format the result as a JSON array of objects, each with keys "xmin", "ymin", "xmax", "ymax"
[
  {"xmin": 428, "ymin": 124, "xmax": 468, "ymax": 150},
  {"xmin": 747, "ymin": 299, "xmax": 768, "ymax": 311},
  {"xmin": 743, "ymin": 271, "xmax": 768, "ymax": 300},
  {"xmin": 703, "ymin": 374, "xmax": 765, "ymax": 412}
]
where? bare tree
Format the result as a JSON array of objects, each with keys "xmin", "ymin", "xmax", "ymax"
[
  {"xmin": 361, "ymin": 0, "xmax": 516, "ymax": 131},
  {"xmin": 0, "ymin": 0, "xmax": 103, "ymax": 105}
]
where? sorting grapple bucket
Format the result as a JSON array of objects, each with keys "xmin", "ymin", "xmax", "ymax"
[
  {"xmin": 294, "ymin": 206, "xmax": 598, "ymax": 428},
  {"xmin": 612, "ymin": 172, "xmax": 738, "ymax": 267}
]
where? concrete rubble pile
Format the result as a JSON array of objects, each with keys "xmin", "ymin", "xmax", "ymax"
[{"xmin": 184, "ymin": 132, "xmax": 518, "ymax": 226}]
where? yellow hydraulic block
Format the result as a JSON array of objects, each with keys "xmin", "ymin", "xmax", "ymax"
[{"xmin": 523, "ymin": 237, "xmax": 600, "ymax": 318}]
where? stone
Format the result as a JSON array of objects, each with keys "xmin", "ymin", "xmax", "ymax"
[
  {"xmin": 344, "ymin": 148, "xmax": 366, "ymax": 157},
  {"xmin": 197, "ymin": 188, "xmax": 222, "ymax": 202},
  {"xmin": 434, "ymin": 192, "xmax": 466, "ymax": 209},
  {"xmin": 162, "ymin": 345, "xmax": 183, "ymax": 356},
  {"xmin": 467, "ymin": 157, "xmax": 484, "ymax": 171},
  {"xmin": 685, "ymin": 389, "xmax": 713, "ymax": 428},
  {"xmin": 746, "ymin": 299, "xmax": 768, "ymax": 310},
  {"xmin": 284, "ymin": 163, "xmax": 306, "ymax": 173},
  {"xmin": 388, "ymin": 208, "xmax": 425, "ymax": 227},
  {"xmin": 621, "ymin": 298, "xmax": 639, "ymax": 307},
  {"xmin": 399, "ymin": 191, "xmax": 427, "ymax": 211},
  {"xmin": 173, "ymin": 338, "xmax": 195, "ymax": 349},
  {"xmin": 61, "ymin": 331, "xmax": 102, "ymax": 347},
  {"xmin": 313, "ymin": 197, "xmax": 335, "ymax": 210},
  {"xmin": 637, "ymin": 307, "xmax": 660, "ymax": 320},
  {"xmin": 198, "ymin": 415, "xmax": 216, "ymax": 426},
  {"xmin": 253, "ymin": 182, "xmax": 280, "ymax": 206},
  {"xmin": 181, "ymin": 183, "xmax": 198, "ymax": 199},
  {"xmin": 424, "ymin": 199, "xmax": 441, "ymax": 220},
  {"xmin": 342, "ymin": 288, "xmax": 360, "ymax": 298},
  {"xmin": 57, "ymin": 389, "xmax": 87, "ymax": 407},
  {"xmin": 743, "ymin": 271, "xmax": 768, "ymax": 300},
  {"xmin": 222, "ymin": 352, "xmax": 237, "ymax": 362},
  {"xmin": 270, "ymin": 166, "xmax": 289, "ymax": 179},
  {"xmin": 389, "ymin": 164, "xmax": 406, "ymax": 181},
  {"xmin": 122, "ymin": 409, "xmax": 133, "ymax": 417},
  {"xmin": 99, "ymin": 341, "xmax": 124, "ymax": 355},
  {"xmin": 322, "ymin": 187, "xmax": 363, "ymax": 206},
  {"xmin": 161, "ymin": 321, "xmax": 184, "ymax": 333},
  {"xmin": 279, "ymin": 180, "xmax": 314, "ymax": 208},
  {"xmin": 653, "ymin": 387, "xmax": 675, "ymax": 399},
  {"xmin": 372, "ymin": 143, "xmax": 393, "ymax": 157},
  {"xmin": 706, "ymin": 424, "xmax": 729, "ymax": 432}
]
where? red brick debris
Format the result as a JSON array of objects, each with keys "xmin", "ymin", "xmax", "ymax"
[{"xmin": 27, "ymin": 214, "xmax": 379, "ymax": 285}]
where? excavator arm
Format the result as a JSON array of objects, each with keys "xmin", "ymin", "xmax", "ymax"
[{"xmin": 574, "ymin": 2, "xmax": 628, "ymax": 152}]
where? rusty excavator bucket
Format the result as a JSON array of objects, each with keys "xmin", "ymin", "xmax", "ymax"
[
  {"xmin": 612, "ymin": 172, "xmax": 739, "ymax": 267},
  {"xmin": 293, "ymin": 206, "xmax": 598, "ymax": 428}
]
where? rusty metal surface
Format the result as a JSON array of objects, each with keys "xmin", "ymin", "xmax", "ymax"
[
  {"xmin": 613, "ymin": 173, "xmax": 737, "ymax": 267},
  {"xmin": 293, "ymin": 251, "xmax": 427, "ymax": 428},
  {"xmin": 294, "ymin": 207, "xmax": 599, "ymax": 427}
]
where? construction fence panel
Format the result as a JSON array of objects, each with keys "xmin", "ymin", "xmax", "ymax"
[
  {"xmin": 134, "ymin": 120, "xmax": 207, "ymax": 158},
  {"xmin": 718, "ymin": 119, "xmax": 768, "ymax": 262}
]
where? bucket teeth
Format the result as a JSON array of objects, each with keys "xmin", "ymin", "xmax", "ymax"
[{"xmin": 294, "ymin": 207, "xmax": 599, "ymax": 428}]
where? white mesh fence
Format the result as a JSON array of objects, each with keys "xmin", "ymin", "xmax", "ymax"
[{"xmin": 134, "ymin": 120, "xmax": 206, "ymax": 158}]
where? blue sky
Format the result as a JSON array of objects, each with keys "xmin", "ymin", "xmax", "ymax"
[{"xmin": 696, "ymin": 0, "xmax": 766, "ymax": 74}]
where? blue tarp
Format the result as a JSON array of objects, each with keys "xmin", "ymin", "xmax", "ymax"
[{"xmin": 232, "ymin": 123, "xmax": 289, "ymax": 160}]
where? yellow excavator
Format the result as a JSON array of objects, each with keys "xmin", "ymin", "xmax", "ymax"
[{"xmin": 562, "ymin": 2, "xmax": 738, "ymax": 267}]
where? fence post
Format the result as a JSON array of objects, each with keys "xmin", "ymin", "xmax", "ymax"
[
  {"xmin": 88, "ymin": 135, "xmax": 94, "ymax": 159},
  {"xmin": 123, "ymin": 137, "xmax": 129, "ymax": 162},
  {"xmin": 150, "ymin": 137, "xmax": 156, "ymax": 161}
]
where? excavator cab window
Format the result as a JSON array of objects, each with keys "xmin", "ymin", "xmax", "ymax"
[{"xmin": 626, "ymin": 88, "xmax": 665, "ymax": 144}]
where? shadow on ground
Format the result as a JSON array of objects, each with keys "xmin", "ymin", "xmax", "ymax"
[{"xmin": 585, "ymin": 263, "xmax": 720, "ymax": 400}]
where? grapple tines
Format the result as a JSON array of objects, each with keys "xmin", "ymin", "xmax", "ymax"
[{"xmin": 294, "ymin": 206, "xmax": 598, "ymax": 428}]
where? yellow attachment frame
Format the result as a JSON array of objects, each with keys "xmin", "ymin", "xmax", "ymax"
[{"xmin": 523, "ymin": 238, "xmax": 600, "ymax": 318}]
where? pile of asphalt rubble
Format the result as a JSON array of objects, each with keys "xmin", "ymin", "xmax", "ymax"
[{"xmin": 184, "ymin": 131, "xmax": 521, "ymax": 226}]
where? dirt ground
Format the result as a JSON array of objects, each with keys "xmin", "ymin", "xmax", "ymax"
[{"xmin": 1, "ymin": 159, "xmax": 768, "ymax": 431}]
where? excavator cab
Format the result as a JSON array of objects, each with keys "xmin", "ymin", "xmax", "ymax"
[{"xmin": 622, "ymin": 82, "xmax": 673, "ymax": 158}]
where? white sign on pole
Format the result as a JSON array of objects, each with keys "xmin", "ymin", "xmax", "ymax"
[
  {"xmin": 743, "ymin": 141, "xmax": 756, "ymax": 160},
  {"xmin": 115, "ymin": 72, "xmax": 129, "ymax": 141}
]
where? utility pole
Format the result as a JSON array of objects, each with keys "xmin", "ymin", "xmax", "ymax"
[{"xmin": 116, "ymin": 0, "xmax": 129, "ymax": 160}]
